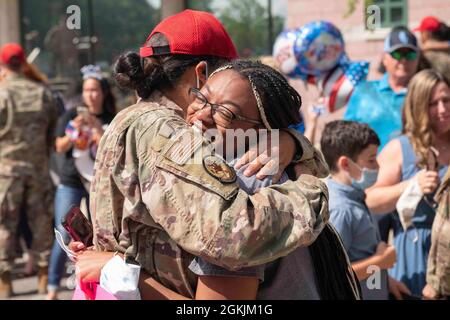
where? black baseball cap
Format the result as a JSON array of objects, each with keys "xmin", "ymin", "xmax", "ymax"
[{"xmin": 384, "ymin": 26, "xmax": 419, "ymax": 53}]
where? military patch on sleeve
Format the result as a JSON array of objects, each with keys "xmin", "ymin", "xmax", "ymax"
[
  {"xmin": 162, "ymin": 128, "xmax": 204, "ymax": 165},
  {"xmin": 202, "ymin": 155, "xmax": 237, "ymax": 184}
]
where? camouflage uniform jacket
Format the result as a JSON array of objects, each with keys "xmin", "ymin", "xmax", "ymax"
[
  {"xmin": 424, "ymin": 50, "xmax": 450, "ymax": 84},
  {"xmin": 427, "ymin": 167, "xmax": 450, "ymax": 297},
  {"xmin": 91, "ymin": 90, "xmax": 330, "ymax": 297},
  {"xmin": 0, "ymin": 74, "xmax": 57, "ymax": 177}
]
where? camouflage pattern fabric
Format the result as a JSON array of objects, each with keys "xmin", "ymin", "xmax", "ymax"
[
  {"xmin": 91, "ymin": 90, "xmax": 330, "ymax": 297},
  {"xmin": 0, "ymin": 74, "xmax": 57, "ymax": 273},
  {"xmin": 427, "ymin": 167, "xmax": 450, "ymax": 297}
]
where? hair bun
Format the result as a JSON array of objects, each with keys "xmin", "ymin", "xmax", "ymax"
[
  {"xmin": 114, "ymin": 51, "xmax": 168, "ymax": 99},
  {"xmin": 114, "ymin": 51, "xmax": 144, "ymax": 90},
  {"xmin": 115, "ymin": 72, "xmax": 132, "ymax": 88}
]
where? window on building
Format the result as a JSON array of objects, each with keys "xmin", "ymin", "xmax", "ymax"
[{"xmin": 370, "ymin": 0, "xmax": 408, "ymax": 28}]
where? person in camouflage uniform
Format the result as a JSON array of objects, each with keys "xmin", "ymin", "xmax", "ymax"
[
  {"xmin": 75, "ymin": 10, "xmax": 331, "ymax": 298},
  {"xmin": 414, "ymin": 16, "xmax": 450, "ymax": 82},
  {"xmin": 423, "ymin": 167, "xmax": 450, "ymax": 299},
  {"xmin": 0, "ymin": 43, "xmax": 58, "ymax": 298}
]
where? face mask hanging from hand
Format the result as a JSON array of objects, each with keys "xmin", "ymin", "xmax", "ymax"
[{"xmin": 348, "ymin": 159, "xmax": 379, "ymax": 190}]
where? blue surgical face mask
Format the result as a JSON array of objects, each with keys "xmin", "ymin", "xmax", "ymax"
[{"xmin": 348, "ymin": 159, "xmax": 379, "ymax": 190}]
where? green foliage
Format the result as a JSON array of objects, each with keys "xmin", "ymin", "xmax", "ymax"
[
  {"xmin": 186, "ymin": 0, "xmax": 283, "ymax": 56},
  {"xmin": 22, "ymin": 0, "xmax": 283, "ymax": 69},
  {"xmin": 185, "ymin": 0, "xmax": 214, "ymax": 12},
  {"xmin": 344, "ymin": 0, "xmax": 375, "ymax": 18},
  {"xmin": 91, "ymin": 0, "xmax": 159, "ymax": 62},
  {"xmin": 186, "ymin": 0, "xmax": 284, "ymax": 56}
]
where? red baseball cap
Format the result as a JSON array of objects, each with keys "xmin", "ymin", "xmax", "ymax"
[
  {"xmin": 0, "ymin": 43, "xmax": 26, "ymax": 66},
  {"xmin": 140, "ymin": 10, "xmax": 238, "ymax": 60},
  {"xmin": 413, "ymin": 16, "xmax": 440, "ymax": 32}
]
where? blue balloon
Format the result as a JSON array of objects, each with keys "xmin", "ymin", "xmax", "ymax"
[
  {"xmin": 273, "ymin": 29, "xmax": 303, "ymax": 78},
  {"xmin": 293, "ymin": 21, "xmax": 345, "ymax": 77}
]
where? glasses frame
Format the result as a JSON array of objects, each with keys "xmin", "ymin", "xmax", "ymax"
[{"xmin": 189, "ymin": 87, "xmax": 262, "ymax": 126}]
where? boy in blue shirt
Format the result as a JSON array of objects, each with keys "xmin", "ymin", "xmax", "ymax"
[{"xmin": 321, "ymin": 120, "xmax": 411, "ymax": 300}]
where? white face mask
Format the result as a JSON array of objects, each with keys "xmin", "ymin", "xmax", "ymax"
[
  {"xmin": 196, "ymin": 62, "xmax": 209, "ymax": 89},
  {"xmin": 348, "ymin": 159, "xmax": 379, "ymax": 190}
]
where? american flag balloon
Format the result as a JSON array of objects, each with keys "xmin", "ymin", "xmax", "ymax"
[{"xmin": 311, "ymin": 58, "xmax": 369, "ymax": 113}]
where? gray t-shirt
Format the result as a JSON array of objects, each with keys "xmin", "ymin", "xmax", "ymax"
[{"xmin": 189, "ymin": 161, "xmax": 320, "ymax": 300}]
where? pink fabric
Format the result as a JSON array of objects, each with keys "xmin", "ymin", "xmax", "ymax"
[{"xmin": 72, "ymin": 282, "xmax": 117, "ymax": 300}]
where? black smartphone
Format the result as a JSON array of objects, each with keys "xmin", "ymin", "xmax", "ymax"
[{"xmin": 61, "ymin": 205, "xmax": 93, "ymax": 247}]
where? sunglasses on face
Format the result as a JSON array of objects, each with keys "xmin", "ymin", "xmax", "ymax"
[{"xmin": 390, "ymin": 50, "xmax": 418, "ymax": 61}]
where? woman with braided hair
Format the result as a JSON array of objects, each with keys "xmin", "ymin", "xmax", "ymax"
[
  {"xmin": 179, "ymin": 59, "xmax": 361, "ymax": 300},
  {"xmin": 73, "ymin": 56, "xmax": 361, "ymax": 300},
  {"xmin": 70, "ymin": 10, "xmax": 334, "ymax": 301},
  {"xmin": 113, "ymin": 58, "xmax": 360, "ymax": 300}
]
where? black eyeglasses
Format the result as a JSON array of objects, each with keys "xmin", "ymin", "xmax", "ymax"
[{"xmin": 188, "ymin": 87, "xmax": 262, "ymax": 127}]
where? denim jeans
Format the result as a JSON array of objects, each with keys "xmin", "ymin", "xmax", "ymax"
[{"xmin": 47, "ymin": 185, "xmax": 89, "ymax": 292}]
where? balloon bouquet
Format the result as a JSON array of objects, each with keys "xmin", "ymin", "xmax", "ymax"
[{"xmin": 273, "ymin": 21, "xmax": 369, "ymax": 145}]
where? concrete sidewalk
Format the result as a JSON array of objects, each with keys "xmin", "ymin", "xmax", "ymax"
[{"xmin": 4, "ymin": 256, "xmax": 73, "ymax": 300}]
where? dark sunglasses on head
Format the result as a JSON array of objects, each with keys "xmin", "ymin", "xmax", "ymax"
[{"xmin": 390, "ymin": 50, "xmax": 418, "ymax": 61}]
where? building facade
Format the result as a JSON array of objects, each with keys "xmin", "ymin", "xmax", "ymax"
[{"xmin": 286, "ymin": 0, "xmax": 450, "ymax": 79}]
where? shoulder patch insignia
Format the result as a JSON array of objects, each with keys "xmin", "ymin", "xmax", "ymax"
[{"xmin": 203, "ymin": 155, "xmax": 236, "ymax": 184}]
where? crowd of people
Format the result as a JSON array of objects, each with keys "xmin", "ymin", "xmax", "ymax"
[{"xmin": 0, "ymin": 10, "xmax": 449, "ymax": 300}]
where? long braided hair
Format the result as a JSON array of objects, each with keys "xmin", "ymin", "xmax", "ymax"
[
  {"xmin": 210, "ymin": 59, "xmax": 302, "ymax": 129},
  {"xmin": 218, "ymin": 59, "xmax": 361, "ymax": 300}
]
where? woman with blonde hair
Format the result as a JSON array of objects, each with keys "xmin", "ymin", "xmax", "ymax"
[{"xmin": 366, "ymin": 69, "xmax": 450, "ymax": 297}]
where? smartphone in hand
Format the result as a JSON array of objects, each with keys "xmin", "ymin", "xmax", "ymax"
[{"xmin": 62, "ymin": 205, "xmax": 93, "ymax": 247}]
